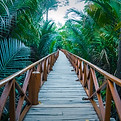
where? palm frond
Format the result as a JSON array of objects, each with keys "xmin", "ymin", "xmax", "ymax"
[{"xmin": 0, "ymin": 39, "xmax": 31, "ymax": 80}]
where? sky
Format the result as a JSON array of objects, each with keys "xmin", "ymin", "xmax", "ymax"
[{"xmin": 48, "ymin": 0, "xmax": 86, "ymax": 26}]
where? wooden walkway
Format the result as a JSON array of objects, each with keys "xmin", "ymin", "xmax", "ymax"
[{"xmin": 24, "ymin": 51, "xmax": 98, "ymax": 121}]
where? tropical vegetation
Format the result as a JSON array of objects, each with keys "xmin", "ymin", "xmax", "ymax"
[
  {"xmin": 0, "ymin": 0, "xmax": 121, "ymax": 120},
  {"xmin": 58, "ymin": 0, "xmax": 121, "ymax": 75},
  {"xmin": 0, "ymin": 0, "xmax": 68, "ymax": 120},
  {"xmin": 54, "ymin": 1, "xmax": 120, "ymax": 120}
]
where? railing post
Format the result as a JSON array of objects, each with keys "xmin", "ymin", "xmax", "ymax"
[
  {"xmin": 84, "ymin": 64, "xmax": 87, "ymax": 86},
  {"xmin": 89, "ymin": 70, "xmax": 93, "ymax": 97},
  {"xmin": 9, "ymin": 79, "xmax": 15, "ymax": 121},
  {"xmin": 79, "ymin": 60, "xmax": 83, "ymax": 81},
  {"xmin": 104, "ymin": 82, "xmax": 112, "ymax": 121},
  {"xmin": 47, "ymin": 58, "xmax": 50, "ymax": 74},
  {"xmin": 43, "ymin": 59, "xmax": 47, "ymax": 81},
  {"xmin": 50, "ymin": 55, "xmax": 53, "ymax": 71},
  {"xmin": 51, "ymin": 54, "xmax": 54, "ymax": 66},
  {"xmin": 76, "ymin": 59, "xmax": 78, "ymax": 74},
  {"xmin": 37, "ymin": 63, "xmax": 42, "ymax": 86},
  {"xmin": 29, "ymin": 71, "xmax": 41, "ymax": 105},
  {"xmin": 74, "ymin": 56, "xmax": 76, "ymax": 70},
  {"xmin": 71, "ymin": 55, "xmax": 75, "ymax": 68},
  {"xmin": 53, "ymin": 54, "xmax": 56, "ymax": 64},
  {"xmin": 55, "ymin": 52, "xmax": 58, "ymax": 61}
]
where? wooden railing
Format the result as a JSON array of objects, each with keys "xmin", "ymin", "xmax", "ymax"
[
  {"xmin": 0, "ymin": 50, "xmax": 59, "ymax": 121},
  {"xmin": 61, "ymin": 49, "xmax": 121, "ymax": 121}
]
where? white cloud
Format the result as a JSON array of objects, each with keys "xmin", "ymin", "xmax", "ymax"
[{"xmin": 48, "ymin": 0, "xmax": 86, "ymax": 26}]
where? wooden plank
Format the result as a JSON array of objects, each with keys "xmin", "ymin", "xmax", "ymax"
[
  {"xmin": 19, "ymin": 104, "xmax": 31, "ymax": 121},
  {"xmin": 22, "ymin": 69, "xmax": 32, "ymax": 93},
  {"xmin": 108, "ymin": 80, "xmax": 121, "ymax": 120},
  {"xmin": 24, "ymin": 115, "xmax": 98, "ymax": 120},
  {"xmin": 16, "ymin": 95, "xmax": 25, "ymax": 120},
  {"xmin": 91, "ymin": 69, "xmax": 105, "ymax": 119},
  {"xmin": 104, "ymin": 83, "xmax": 112, "ymax": 121},
  {"xmin": 28, "ymin": 107, "xmax": 96, "ymax": 111},
  {"xmin": 9, "ymin": 80, "xmax": 16, "ymax": 121},
  {"xmin": 31, "ymin": 104, "xmax": 94, "ymax": 108},
  {"xmin": 0, "ymin": 80, "xmax": 14, "ymax": 118},
  {"xmin": 38, "ymin": 97, "xmax": 89, "ymax": 100}
]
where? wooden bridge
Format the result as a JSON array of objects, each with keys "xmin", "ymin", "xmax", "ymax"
[
  {"xmin": 24, "ymin": 51, "xmax": 98, "ymax": 121},
  {"xmin": 0, "ymin": 50, "xmax": 121, "ymax": 121}
]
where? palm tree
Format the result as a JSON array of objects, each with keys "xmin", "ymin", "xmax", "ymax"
[
  {"xmin": 64, "ymin": 1, "xmax": 119, "ymax": 73},
  {"xmin": 0, "ymin": 0, "xmax": 59, "ymax": 120}
]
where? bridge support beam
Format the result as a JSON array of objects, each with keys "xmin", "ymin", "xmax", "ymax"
[{"xmin": 29, "ymin": 71, "xmax": 41, "ymax": 105}]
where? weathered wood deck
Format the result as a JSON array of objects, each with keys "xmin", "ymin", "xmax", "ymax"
[{"xmin": 24, "ymin": 51, "xmax": 98, "ymax": 121}]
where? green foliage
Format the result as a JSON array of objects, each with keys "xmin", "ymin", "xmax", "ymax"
[
  {"xmin": 0, "ymin": 0, "xmax": 61, "ymax": 62},
  {"xmin": 30, "ymin": 20, "xmax": 57, "ymax": 61},
  {"xmin": 0, "ymin": 39, "xmax": 23, "ymax": 70},
  {"xmin": 59, "ymin": 1, "xmax": 120, "ymax": 74},
  {"xmin": 0, "ymin": 39, "xmax": 31, "ymax": 80},
  {"xmin": 0, "ymin": 39, "xmax": 31, "ymax": 120},
  {"xmin": 0, "ymin": 0, "xmax": 120, "ymax": 120},
  {"xmin": 56, "ymin": 1, "xmax": 120, "ymax": 120}
]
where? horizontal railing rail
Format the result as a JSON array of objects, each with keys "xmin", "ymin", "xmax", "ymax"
[
  {"xmin": 61, "ymin": 49, "xmax": 121, "ymax": 121},
  {"xmin": 0, "ymin": 50, "xmax": 59, "ymax": 121}
]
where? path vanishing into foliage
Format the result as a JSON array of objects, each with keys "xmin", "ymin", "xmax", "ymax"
[{"xmin": 24, "ymin": 51, "xmax": 98, "ymax": 121}]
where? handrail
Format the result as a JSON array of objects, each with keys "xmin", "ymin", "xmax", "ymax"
[
  {"xmin": 0, "ymin": 51, "xmax": 58, "ymax": 87},
  {"xmin": 0, "ymin": 50, "xmax": 59, "ymax": 121},
  {"xmin": 61, "ymin": 49, "xmax": 121, "ymax": 121}
]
